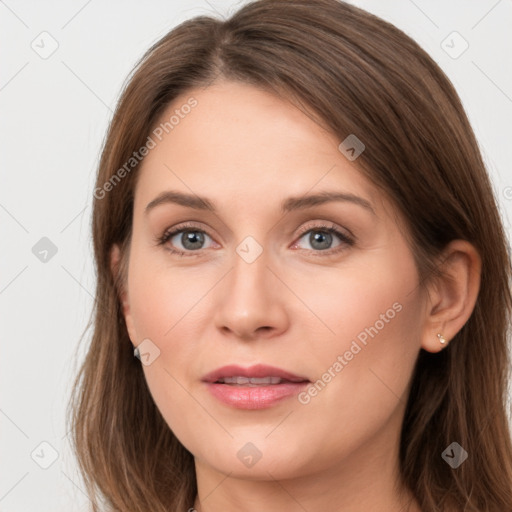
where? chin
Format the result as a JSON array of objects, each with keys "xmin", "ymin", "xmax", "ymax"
[{"xmin": 192, "ymin": 436, "xmax": 316, "ymax": 480}]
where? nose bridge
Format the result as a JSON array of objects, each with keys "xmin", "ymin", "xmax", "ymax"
[
  {"xmin": 232, "ymin": 243, "xmax": 269, "ymax": 295},
  {"xmin": 213, "ymin": 238, "xmax": 288, "ymax": 338},
  {"xmin": 228, "ymin": 241, "xmax": 273, "ymax": 312}
]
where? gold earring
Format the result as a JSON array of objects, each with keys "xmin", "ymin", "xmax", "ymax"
[{"xmin": 437, "ymin": 333, "xmax": 446, "ymax": 345}]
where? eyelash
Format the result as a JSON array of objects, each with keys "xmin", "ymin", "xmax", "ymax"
[{"xmin": 155, "ymin": 221, "xmax": 355, "ymax": 258}]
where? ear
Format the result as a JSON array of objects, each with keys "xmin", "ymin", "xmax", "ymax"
[
  {"xmin": 420, "ymin": 240, "xmax": 482, "ymax": 353},
  {"xmin": 110, "ymin": 244, "xmax": 138, "ymax": 344}
]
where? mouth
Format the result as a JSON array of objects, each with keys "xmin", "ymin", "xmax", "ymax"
[
  {"xmin": 202, "ymin": 364, "xmax": 310, "ymax": 409},
  {"xmin": 214, "ymin": 376, "xmax": 303, "ymax": 386},
  {"xmin": 202, "ymin": 363, "xmax": 309, "ymax": 383}
]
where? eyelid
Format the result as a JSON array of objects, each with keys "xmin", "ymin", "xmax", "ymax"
[{"xmin": 294, "ymin": 220, "xmax": 355, "ymax": 241}]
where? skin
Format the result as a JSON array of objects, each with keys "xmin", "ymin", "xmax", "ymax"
[{"xmin": 111, "ymin": 80, "xmax": 481, "ymax": 512}]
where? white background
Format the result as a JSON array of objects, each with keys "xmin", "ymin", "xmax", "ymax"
[{"xmin": 1, "ymin": 0, "xmax": 511, "ymax": 510}]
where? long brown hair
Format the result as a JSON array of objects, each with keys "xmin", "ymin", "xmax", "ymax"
[{"xmin": 67, "ymin": 0, "xmax": 512, "ymax": 510}]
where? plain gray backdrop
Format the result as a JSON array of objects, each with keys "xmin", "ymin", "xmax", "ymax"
[{"xmin": 1, "ymin": 0, "xmax": 511, "ymax": 510}]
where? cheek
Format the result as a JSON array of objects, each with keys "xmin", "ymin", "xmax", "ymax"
[
  {"xmin": 126, "ymin": 252, "xmax": 220, "ymax": 425},
  {"xmin": 292, "ymin": 251, "xmax": 423, "ymax": 435},
  {"xmin": 127, "ymin": 250, "xmax": 211, "ymax": 344},
  {"xmin": 126, "ymin": 262, "xmax": 213, "ymax": 448},
  {"xmin": 287, "ymin": 248, "xmax": 421, "ymax": 350}
]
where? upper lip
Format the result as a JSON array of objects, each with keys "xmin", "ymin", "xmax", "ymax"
[{"xmin": 202, "ymin": 364, "xmax": 310, "ymax": 383}]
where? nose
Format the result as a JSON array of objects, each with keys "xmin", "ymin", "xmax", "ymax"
[{"xmin": 212, "ymin": 246, "xmax": 290, "ymax": 341}]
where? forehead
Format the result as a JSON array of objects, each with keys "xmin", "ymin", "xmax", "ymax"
[{"xmin": 134, "ymin": 80, "xmax": 383, "ymax": 215}]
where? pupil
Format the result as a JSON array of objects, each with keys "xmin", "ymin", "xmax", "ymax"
[
  {"xmin": 182, "ymin": 231, "xmax": 204, "ymax": 250},
  {"xmin": 310, "ymin": 231, "xmax": 332, "ymax": 250}
]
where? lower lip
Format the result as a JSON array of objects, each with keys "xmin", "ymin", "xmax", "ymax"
[{"xmin": 204, "ymin": 382, "xmax": 309, "ymax": 409}]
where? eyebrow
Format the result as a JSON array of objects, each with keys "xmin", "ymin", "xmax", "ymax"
[{"xmin": 144, "ymin": 190, "xmax": 375, "ymax": 216}]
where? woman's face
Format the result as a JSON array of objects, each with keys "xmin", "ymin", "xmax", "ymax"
[{"xmin": 115, "ymin": 80, "xmax": 429, "ymax": 480}]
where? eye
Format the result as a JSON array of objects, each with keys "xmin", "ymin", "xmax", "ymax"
[
  {"xmin": 155, "ymin": 222, "xmax": 216, "ymax": 257},
  {"xmin": 292, "ymin": 223, "xmax": 354, "ymax": 255},
  {"xmin": 155, "ymin": 221, "xmax": 355, "ymax": 257}
]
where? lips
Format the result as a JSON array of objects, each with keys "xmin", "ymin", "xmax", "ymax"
[
  {"xmin": 202, "ymin": 364, "xmax": 310, "ymax": 409},
  {"xmin": 217, "ymin": 376, "xmax": 283, "ymax": 385},
  {"xmin": 201, "ymin": 364, "xmax": 309, "ymax": 384}
]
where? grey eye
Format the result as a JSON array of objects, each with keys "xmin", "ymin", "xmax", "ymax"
[{"xmin": 171, "ymin": 230, "xmax": 211, "ymax": 251}]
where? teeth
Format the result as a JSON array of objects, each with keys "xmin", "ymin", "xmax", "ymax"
[{"xmin": 218, "ymin": 376, "xmax": 283, "ymax": 385}]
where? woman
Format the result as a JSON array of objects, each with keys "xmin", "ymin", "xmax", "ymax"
[{"xmin": 68, "ymin": 0, "xmax": 512, "ymax": 510}]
